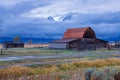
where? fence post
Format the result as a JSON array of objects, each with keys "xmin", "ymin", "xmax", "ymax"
[{"xmin": 1, "ymin": 49, "xmax": 3, "ymax": 55}]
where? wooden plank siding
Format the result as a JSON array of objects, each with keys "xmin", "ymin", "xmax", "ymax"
[{"xmin": 49, "ymin": 43, "xmax": 68, "ymax": 49}]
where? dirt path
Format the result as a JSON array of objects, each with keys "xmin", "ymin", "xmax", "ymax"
[
  {"xmin": 0, "ymin": 53, "xmax": 85, "ymax": 61},
  {"xmin": 0, "ymin": 53, "xmax": 85, "ymax": 68}
]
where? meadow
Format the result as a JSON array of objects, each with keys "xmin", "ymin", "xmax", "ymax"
[{"xmin": 0, "ymin": 48, "xmax": 120, "ymax": 80}]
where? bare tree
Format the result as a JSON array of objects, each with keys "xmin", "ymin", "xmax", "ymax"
[
  {"xmin": 28, "ymin": 39, "xmax": 32, "ymax": 45},
  {"xmin": 28, "ymin": 33, "xmax": 32, "ymax": 45},
  {"xmin": 14, "ymin": 36, "xmax": 20, "ymax": 42}
]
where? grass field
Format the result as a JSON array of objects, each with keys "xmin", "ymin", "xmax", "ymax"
[
  {"xmin": 0, "ymin": 48, "xmax": 120, "ymax": 80},
  {"xmin": 1, "ymin": 48, "xmax": 120, "ymax": 58}
]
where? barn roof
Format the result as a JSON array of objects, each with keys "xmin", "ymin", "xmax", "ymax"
[
  {"xmin": 63, "ymin": 27, "xmax": 92, "ymax": 39},
  {"xmin": 96, "ymin": 39, "xmax": 108, "ymax": 43},
  {"xmin": 50, "ymin": 38, "xmax": 79, "ymax": 43}
]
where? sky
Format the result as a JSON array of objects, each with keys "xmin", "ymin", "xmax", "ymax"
[{"xmin": 0, "ymin": 0, "xmax": 120, "ymax": 41}]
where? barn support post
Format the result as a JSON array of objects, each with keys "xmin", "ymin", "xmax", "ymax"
[
  {"xmin": 0, "ymin": 49, "xmax": 3, "ymax": 55},
  {"xmin": 66, "ymin": 43, "xmax": 69, "ymax": 50},
  {"xmin": 77, "ymin": 41, "xmax": 80, "ymax": 51},
  {"xmin": 107, "ymin": 44, "xmax": 111, "ymax": 50},
  {"xmin": 94, "ymin": 39, "xmax": 96, "ymax": 50}
]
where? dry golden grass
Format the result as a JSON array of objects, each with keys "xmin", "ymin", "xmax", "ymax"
[
  {"xmin": 0, "ymin": 58, "xmax": 120, "ymax": 79},
  {"xmin": 71, "ymin": 58, "xmax": 120, "ymax": 68}
]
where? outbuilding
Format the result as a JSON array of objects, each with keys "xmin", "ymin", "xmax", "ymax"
[{"xmin": 2, "ymin": 41, "xmax": 24, "ymax": 48}]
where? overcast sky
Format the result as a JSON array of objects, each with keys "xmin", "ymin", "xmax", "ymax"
[{"xmin": 0, "ymin": 0, "xmax": 120, "ymax": 40}]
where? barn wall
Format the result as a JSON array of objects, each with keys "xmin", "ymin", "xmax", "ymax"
[
  {"xmin": 96, "ymin": 42, "xmax": 107, "ymax": 48},
  {"xmin": 68, "ymin": 38, "xmax": 96, "ymax": 50},
  {"xmin": 68, "ymin": 40, "xmax": 80, "ymax": 50},
  {"xmin": 96, "ymin": 39, "xmax": 107, "ymax": 48},
  {"xmin": 49, "ymin": 38, "xmax": 107, "ymax": 50},
  {"xmin": 16, "ymin": 44, "xmax": 24, "ymax": 48},
  {"xmin": 79, "ymin": 44, "xmax": 95, "ymax": 50},
  {"xmin": 79, "ymin": 38, "xmax": 96, "ymax": 50},
  {"xmin": 96, "ymin": 43, "xmax": 106, "ymax": 48},
  {"xmin": 49, "ymin": 43, "xmax": 67, "ymax": 49}
]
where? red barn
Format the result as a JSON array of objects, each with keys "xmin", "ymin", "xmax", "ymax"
[{"xmin": 49, "ymin": 27, "xmax": 107, "ymax": 50}]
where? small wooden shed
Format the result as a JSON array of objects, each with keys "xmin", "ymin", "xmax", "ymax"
[
  {"xmin": 49, "ymin": 27, "xmax": 108, "ymax": 50},
  {"xmin": 2, "ymin": 41, "xmax": 24, "ymax": 48}
]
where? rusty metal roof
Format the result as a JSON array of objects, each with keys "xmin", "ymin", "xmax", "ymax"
[
  {"xmin": 63, "ymin": 27, "xmax": 90, "ymax": 39},
  {"xmin": 50, "ymin": 38, "xmax": 79, "ymax": 43}
]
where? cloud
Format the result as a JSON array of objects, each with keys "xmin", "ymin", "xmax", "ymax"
[
  {"xmin": 0, "ymin": 0, "xmax": 26, "ymax": 8},
  {"xmin": 22, "ymin": 0, "xmax": 120, "ymax": 18},
  {"xmin": 21, "ymin": 0, "xmax": 73, "ymax": 18},
  {"xmin": 0, "ymin": 0, "xmax": 52, "ymax": 18}
]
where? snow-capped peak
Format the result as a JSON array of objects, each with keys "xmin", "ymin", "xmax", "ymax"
[{"xmin": 47, "ymin": 16, "xmax": 55, "ymax": 22}]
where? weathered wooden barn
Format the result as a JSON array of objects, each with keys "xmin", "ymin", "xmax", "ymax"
[
  {"xmin": 2, "ymin": 41, "xmax": 24, "ymax": 48},
  {"xmin": 49, "ymin": 27, "xmax": 108, "ymax": 50}
]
